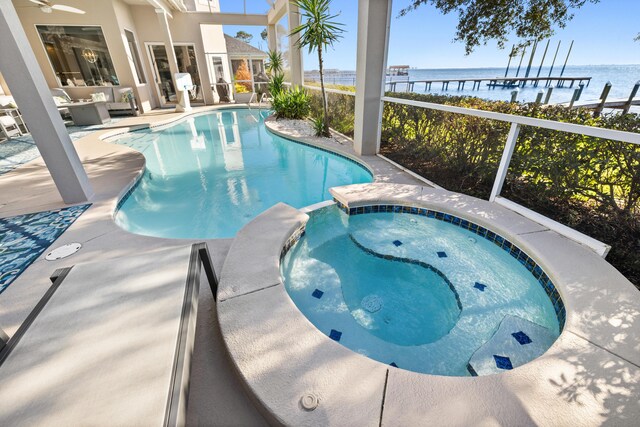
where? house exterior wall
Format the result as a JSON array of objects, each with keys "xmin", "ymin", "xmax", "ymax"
[
  {"xmin": 130, "ymin": 4, "xmax": 216, "ymax": 105},
  {"xmin": 13, "ymin": 0, "xmax": 155, "ymax": 112},
  {"xmin": 112, "ymin": 0, "xmax": 155, "ymax": 112},
  {"xmin": 11, "ymin": 0, "xmax": 268, "ymax": 109}
]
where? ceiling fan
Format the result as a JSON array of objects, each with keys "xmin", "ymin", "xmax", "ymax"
[{"xmin": 28, "ymin": 0, "xmax": 86, "ymax": 14}]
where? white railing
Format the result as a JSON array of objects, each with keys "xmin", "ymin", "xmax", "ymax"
[{"xmin": 381, "ymin": 95, "xmax": 640, "ymax": 257}]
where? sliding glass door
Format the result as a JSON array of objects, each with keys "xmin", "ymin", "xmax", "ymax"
[{"xmin": 147, "ymin": 44, "xmax": 203, "ymax": 107}]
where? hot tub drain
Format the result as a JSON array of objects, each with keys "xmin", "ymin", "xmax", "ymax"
[{"xmin": 361, "ymin": 294, "xmax": 383, "ymax": 313}]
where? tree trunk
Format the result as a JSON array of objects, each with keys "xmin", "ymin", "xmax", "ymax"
[{"xmin": 318, "ymin": 45, "xmax": 330, "ymax": 137}]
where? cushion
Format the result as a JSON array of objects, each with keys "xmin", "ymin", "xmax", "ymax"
[
  {"xmin": 0, "ymin": 95, "xmax": 17, "ymax": 109},
  {"xmin": 91, "ymin": 92, "xmax": 107, "ymax": 102},
  {"xmin": 53, "ymin": 96, "xmax": 70, "ymax": 106},
  {"xmin": 0, "ymin": 115, "xmax": 17, "ymax": 126},
  {"xmin": 50, "ymin": 89, "xmax": 72, "ymax": 103},
  {"xmin": 120, "ymin": 91, "xmax": 133, "ymax": 103},
  {"xmin": 92, "ymin": 88, "xmax": 113, "ymax": 102}
]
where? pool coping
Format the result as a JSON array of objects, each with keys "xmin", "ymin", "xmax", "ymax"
[{"xmin": 216, "ymin": 183, "xmax": 640, "ymax": 426}]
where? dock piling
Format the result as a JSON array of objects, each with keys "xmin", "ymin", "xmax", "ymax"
[
  {"xmin": 560, "ymin": 40, "xmax": 574, "ymax": 77},
  {"xmin": 568, "ymin": 87, "xmax": 580, "ymax": 108},
  {"xmin": 535, "ymin": 90, "xmax": 544, "ymax": 105},
  {"xmin": 548, "ymin": 41, "xmax": 561, "ymax": 81},
  {"xmin": 577, "ymin": 83, "xmax": 585, "ymax": 100},
  {"xmin": 515, "ymin": 45, "xmax": 526, "ymax": 77},
  {"xmin": 524, "ymin": 40, "xmax": 538, "ymax": 79},
  {"xmin": 622, "ymin": 81, "xmax": 640, "ymax": 115},
  {"xmin": 594, "ymin": 82, "xmax": 612, "ymax": 117},
  {"xmin": 536, "ymin": 40, "xmax": 550, "ymax": 81},
  {"xmin": 510, "ymin": 89, "xmax": 519, "ymax": 103},
  {"xmin": 505, "ymin": 45, "xmax": 515, "ymax": 77},
  {"xmin": 543, "ymin": 87, "xmax": 554, "ymax": 104}
]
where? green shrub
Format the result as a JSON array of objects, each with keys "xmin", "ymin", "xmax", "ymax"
[
  {"xmin": 311, "ymin": 114, "xmax": 325, "ymax": 136},
  {"xmin": 308, "ymin": 89, "xmax": 355, "ymax": 136},
  {"xmin": 272, "ymin": 86, "xmax": 310, "ymax": 120},
  {"xmin": 379, "ymin": 92, "xmax": 640, "ymax": 288},
  {"xmin": 268, "ymin": 73, "xmax": 285, "ymax": 97}
]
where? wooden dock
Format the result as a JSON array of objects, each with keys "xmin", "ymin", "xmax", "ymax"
[{"xmin": 386, "ymin": 76, "xmax": 592, "ymax": 92}]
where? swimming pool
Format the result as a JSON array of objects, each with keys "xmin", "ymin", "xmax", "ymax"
[
  {"xmin": 112, "ymin": 109, "xmax": 372, "ymax": 238},
  {"xmin": 281, "ymin": 204, "xmax": 563, "ymax": 376}
]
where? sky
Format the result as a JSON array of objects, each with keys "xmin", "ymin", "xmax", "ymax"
[{"xmin": 221, "ymin": 0, "xmax": 640, "ymax": 71}]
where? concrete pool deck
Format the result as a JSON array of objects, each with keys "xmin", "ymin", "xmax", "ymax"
[
  {"xmin": 217, "ymin": 183, "xmax": 640, "ymax": 426},
  {"xmin": 0, "ymin": 105, "xmax": 426, "ymax": 425}
]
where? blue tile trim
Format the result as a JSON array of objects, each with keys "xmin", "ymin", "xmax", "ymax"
[
  {"xmin": 114, "ymin": 173, "xmax": 144, "ymax": 212},
  {"xmin": 280, "ymin": 226, "xmax": 306, "ymax": 261},
  {"xmin": 332, "ymin": 199, "xmax": 566, "ymax": 331},
  {"xmin": 348, "ymin": 235, "xmax": 463, "ymax": 312},
  {"xmin": 466, "ymin": 363, "xmax": 479, "ymax": 377}
]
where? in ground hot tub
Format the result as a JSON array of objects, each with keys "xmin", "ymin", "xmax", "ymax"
[{"xmin": 281, "ymin": 204, "xmax": 565, "ymax": 376}]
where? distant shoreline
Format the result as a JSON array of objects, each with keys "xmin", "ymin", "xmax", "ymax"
[{"xmin": 305, "ymin": 64, "xmax": 640, "ymax": 74}]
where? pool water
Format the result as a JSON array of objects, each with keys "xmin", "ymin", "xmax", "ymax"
[
  {"xmin": 113, "ymin": 109, "xmax": 372, "ymax": 239},
  {"xmin": 281, "ymin": 205, "xmax": 560, "ymax": 376}
]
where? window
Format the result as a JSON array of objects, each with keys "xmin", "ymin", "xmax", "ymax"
[
  {"xmin": 251, "ymin": 59, "xmax": 267, "ymax": 82},
  {"xmin": 125, "ymin": 30, "xmax": 146, "ymax": 84},
  {"xmin": 211, "ymin": 56, "xmax": 224, "ymax": 82},
  {"xmin": 36, "ymin": 25, "xmax": 119, "ymax": 87},
  {"xmin": 231, "ymin": 59, "xmax": 252, "ymax": 92}
]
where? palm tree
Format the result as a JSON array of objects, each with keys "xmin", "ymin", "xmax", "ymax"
[
  {"xmin": 290, "ymin": 0, "xmax": 344, "ymax": 137},
  {"xmin": 266, "ymin": 49, "xmax": 283, "ymax": 77}
]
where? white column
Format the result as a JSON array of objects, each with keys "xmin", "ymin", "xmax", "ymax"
[
  {"xmin": 0, "ymin": 1, "xmax": 93, "ymax": 203},
  {"xmin": 155, "ymin": 9, "xmax": 185, "ymax": 112},
  {"xmin": 354, "ymin": 0, "xmax": 392, "ymax": 155},
  {"xmin": 267, "ymin": 24, "xmax": 277, "ymax": 52},
  {"xmin": 287, "ymin": 1, "xmax": 303, "ymax": 86}
]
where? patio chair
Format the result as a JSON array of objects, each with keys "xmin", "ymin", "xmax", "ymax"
[{"xmin": 0, "ymin": 113, "xmax": 22, "ymax": 140}]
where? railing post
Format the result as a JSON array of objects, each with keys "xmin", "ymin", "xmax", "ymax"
[{"xmin": 490, "ymin": 123, "xmax": 521, "ymax": 202}]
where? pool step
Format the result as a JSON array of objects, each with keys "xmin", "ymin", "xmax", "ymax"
[{"xmin": 467, "ymin": 315, "xmax": 556, "ymax": 376}]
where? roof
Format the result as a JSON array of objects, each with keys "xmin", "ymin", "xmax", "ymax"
[{"xmin": 224, "ymin": 34, "xmax": 267, "ymax": 57}]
